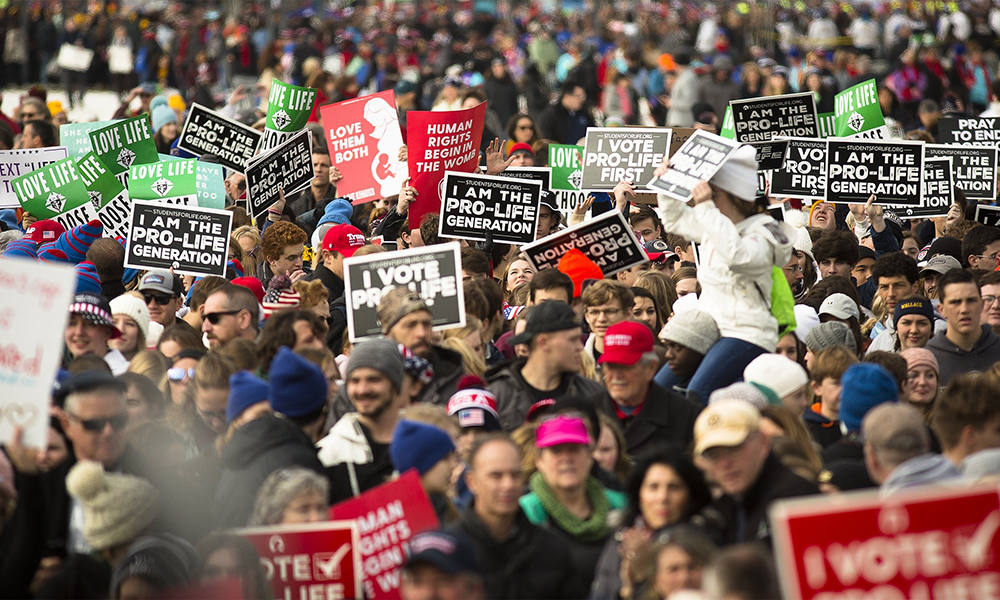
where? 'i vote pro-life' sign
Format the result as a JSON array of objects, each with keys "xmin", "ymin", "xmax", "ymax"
[
  {"xmin": 438, "ymin": 171, "xmax": 542, "ymax": 245},
  {"xmin": 579, "ymin": 128, "xmax": 670, "ymax": 192},
  {"xmin": 824, "ymin": 139, "xmax": 925, "ymax": 206},
  {"xmin": 770, "ymin": 137, "xmax": 828, "ymax": 200}
]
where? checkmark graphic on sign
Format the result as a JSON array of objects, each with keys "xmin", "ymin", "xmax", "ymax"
[
  {"xmin": 314, "ymin": 543, "xmax": 352, "ymax": 581},
  {"xmin": 956, "ymin": 510, "xmax": 999, "ymax": 571}
]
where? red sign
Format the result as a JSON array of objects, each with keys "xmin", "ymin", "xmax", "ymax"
[
  {"xmin": 234, "ymin": 521, "xmax": 362, "ymax": 600},
  {"xmin": 406, "ymin": 102, "xmax": 487, "ymax": 230},
  {"xmin": 330, "ymin": 470, "xmax": 440, "ymax": 599},
  {"xmin": 320, "ymin": 90, "xmax": 408, "ymax": 206},
  {"xmin": 770, "ymin": 485, "xmax": 1000, "ymax": 599}
]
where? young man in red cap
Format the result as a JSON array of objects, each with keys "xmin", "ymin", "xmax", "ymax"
[
  {"xmin": 507, "ymin": 143, "xmax": 535, "ymax": 167},
  {"xmin": 304, "ymin": 223, "xmax": 366, "ymax": 354},
  {"xmin": 594, "ymin": 321, "xmax": 702, "ymax": 457}
]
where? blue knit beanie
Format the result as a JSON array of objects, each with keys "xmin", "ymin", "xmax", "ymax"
[
  {"xmin": 74, "ymin": 261, "xmax": 103, "ymax": 294},
  {"xmin": 316, "ymin": 198, "xmax": 354, "ymax": 227},
  {"xmin": 840, "ymin": 363, "xmax": 898, "ymax": 432},
  {"xmin": 227, "ymin": 371, "xmax": 271, "ymax": 424},
  {"xmin": 389, "ymin": 420, "xmax": 456, "ymax": 476},
  {"xmin": 151, "ymin": 104, "xmax": 178, "ymax": 134},
  {"xmin": 268, "ymin": 347, "xmax": 327, "ymax": 418},
  {"xmin": 54, "ymin": 219, "xmax": 103, "ymax": 264},
  {"xmin": 4, "ymin": 239, "xmax": 38, "ymax": 259}
]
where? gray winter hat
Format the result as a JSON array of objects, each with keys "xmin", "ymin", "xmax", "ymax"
[
  {"xmin": 708, "ymin": 383, "xmax": 770, "ymax": 410},
  {"xmin": 805, "ymin": 321, "xmax": 856, "ymax": 353},
  {"xmin": 961, "ymin": 448, "xmax": 1000, "ymax": 479},
  {"xmin": 345, "ymin": 338, "xmax": 404, "ymax": 391},
  {"xmin": 659, "ymin": 309, "xmax": 720, "ymax": 355}
]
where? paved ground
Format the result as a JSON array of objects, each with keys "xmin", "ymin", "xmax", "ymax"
[{"xmin": 3, "ymin": 88, "xmax": 123, "ymax": 123}]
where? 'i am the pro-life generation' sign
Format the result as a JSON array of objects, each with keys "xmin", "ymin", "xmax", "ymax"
[
  {"xmin": 825, "ymin": 139, "xmax": 925, "ymax": 206},
  {"xmin": 176, "ymin": 103, "xmax": 263, "ymax": 173},
  {"xmin": 925, "ymin": 144, "xmax": 999, "ymax": 201},
  {"xmin": 647, "ymin": 130, "xmax": 740, "ymax": 202},
  {"xmin": 439, "ymin": 171, "xmax": 542, "ymax": 245},
  {"xmin": 124, "ymin": 200, "xmax": 233, "ymax": 277}
]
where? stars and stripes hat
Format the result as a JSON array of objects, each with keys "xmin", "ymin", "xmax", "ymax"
[
  {"xmin": 74, "ymin": 261, "xmax": 103, "ymax": 295},
  {"xmin": 54, "ymin": 220, "xmax": 103, "ymax": 264},
  {"xmin": 68, "ymin": 293, "xmax": 122, "ymax": 339},
  {"xmin": 446, "ymin": 388, "xmax": 501, "ymax": 431}
]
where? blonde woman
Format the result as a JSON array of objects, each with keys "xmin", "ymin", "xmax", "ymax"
[{"xmin": 232, "ymin": 225, "xmax": 262, "ymax": 276}]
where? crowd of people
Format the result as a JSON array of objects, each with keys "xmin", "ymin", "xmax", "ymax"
[{"xmin": 3, "ymin": 1, "xmax": 1000, "ymax": 599}]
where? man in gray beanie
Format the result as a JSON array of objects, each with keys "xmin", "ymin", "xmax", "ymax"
[
  {"xmin": 654, "ymin": 309, "xmax": 720, "ymax": 398},
  {"xmin": 317, "ymin": 338, "xmax": 405, "ymax": 502},
  {"xmin": 804, "ymin": 322, "xmax": 857, "ymax": 370}
]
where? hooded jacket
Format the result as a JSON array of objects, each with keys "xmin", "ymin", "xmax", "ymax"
[
  {"xmin": 487, "ymin": 358, "xmax": 605, "ymax": 431},
  {"xmin": 213, "ymin": 414, "xmax": 324, "ymax": 528},
  {"xmin": 316, "ymin": 413, "xmax": 395, "ymax": 502},
  {"xmin": 926, "ymin": 325, "xmax": 1000, "ymax": 386},
  {"xmin": 881, "ymin": 453, "xmax": 962, "ymax": 496},
  {"xmin": 657, "ymin": 196, "xmax": 795, "ymax": 351}
]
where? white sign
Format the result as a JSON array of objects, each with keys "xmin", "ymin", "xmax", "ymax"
[{"xmin": 0, "ymin": 147, "xmax": 70, "ymax": 208}]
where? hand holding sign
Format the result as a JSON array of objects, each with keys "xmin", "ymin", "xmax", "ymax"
[
  {"xmin": 397, "ymin": 178, "xmax": 417, "ymax": 215},
  {"xmin": 691, "ymin": 181, "xmax": 713, "ymax": 205},
  {"xmin": 613, "ymin": 180, "xmax": 636, "ymax": 210},
  {"xmin": 485, "ymin": 137, "xmax": 515, "ymax": 175},
  {"xmin": 6, "ymin": 426, "xmax": 42, "ymax": 474}
]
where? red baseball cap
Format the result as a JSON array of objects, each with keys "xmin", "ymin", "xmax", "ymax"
[
  {"xmin": 598, "ymin": 321, "xmax": 654, "ymax": 366},
  {"xmin": 322, "ymin": 224, "xmax": 367, "ymax": 257},
  {"xmin": 25, "ymin": 219, "xmax": 66, "ymax": 243}
]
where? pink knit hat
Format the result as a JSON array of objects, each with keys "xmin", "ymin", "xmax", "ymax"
[{"xmin": 900, "ymin": 347, "xmax": 939, "ymax": 376}]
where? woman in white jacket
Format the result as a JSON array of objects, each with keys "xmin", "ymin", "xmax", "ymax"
[{"xmin": 653, "ymin": 145, "xmax": 795, "ymax": 403}]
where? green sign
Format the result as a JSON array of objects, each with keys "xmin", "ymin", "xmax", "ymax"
[
  {"xmin": 89, "ymin": 115, "xmax": 159, "ymax": 176},
  {"xmin": 549, "ymin": 144, "xmax": 584, "ymax": 190},
  {"xmin": 264, "ymin": 79, "xmax": 318, "ymax": 150},
  {"xmin": 12, "ymin": 156, "xmax": 91, "ymax": 220},
  {"xmin": 159, "ymin": 154, "xmax": 225, "ymax": 209},
  {"xmin": 60, "ymin": 120, "xmax": 119, "ymax": 158},
  {"xmin": 720, "ymin": 106, "xmax": 736, "ymax": 139},
  {"xmin": 128, "ymin": 159, "xmax": 199, "ymax": 206},
  {"xmin": 77, "ymin": 151, "xmax": 132, "ymax": 239},
  {"xmin": 818, "ymin": 112, "xmax": 836, "ymax": 138},
  {"xmin": 834, "ymin": 79, "xmax": 887, "ymax": 139}
]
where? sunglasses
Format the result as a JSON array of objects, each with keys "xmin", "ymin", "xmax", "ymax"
[
  {"xmin": 168, "ymin": 367, "xmax": 196, "ymax": 382},
  {"xmin": 67, "ymin": 412, "xmax": 129, "ymax": 432},
  {"xmin": 204, "ymin": 310, "xmax": 241, "ymax": 325},
  {"xmin": 144, "ymin": 293, "xmax": 174, "ymax": 305}
]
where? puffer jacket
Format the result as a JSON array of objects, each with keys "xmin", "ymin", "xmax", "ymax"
[{"xmin": 657, "ymin": 195, "xmax": 795, "ymax": 352}]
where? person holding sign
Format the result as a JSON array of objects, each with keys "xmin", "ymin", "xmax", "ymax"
[{"xmin": 652, "ymin": 146, "xmax": 796, "ymax": 403}]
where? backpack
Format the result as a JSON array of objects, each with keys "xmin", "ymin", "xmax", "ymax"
[{"xmin": 764, "ymin": 265, "xmax": 797, "ymax": 339}]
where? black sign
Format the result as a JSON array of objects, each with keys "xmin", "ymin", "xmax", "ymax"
[
  {"xmin": 438, "ymin": 172, "xmax": 542, "ymax": 245},
  {"xmin": 975, "ymin": 204, "xmax": 1000, "ymax": 227},
  {"xmin": 771, "ymin": 137, "xmax": 827, "ymax": 199},
  {"xmin": 750, "ymin": 139, "xmax": 791, "ymax": 171},
  {"xmin": 892, "ymin": 157, "xmax": 953, "ymax": 219},
  {"xmin": 648, "ymin": 130, "xmax": 740, "ymax": 201},
  {"xmin": 501, "ymin": 167, "xmax": 551, "ymax": 190},
  {"xmin": 245, "ymin": 129, "xmax": 314, "ymax": 220},
  {"xmin": 937, "ymin": 117, "xmax": 1000, "ymax": 147},
  {"xmin": 730, "ymin": 93, "xmax": 819, "ymax": 143},
  {"xmin": 343, "ymin": 242, "xmax": 465, "ymax": 341},
  {"xmin": 520, "ymin": 210, "xmax": 647, "ymax": 276},
  {"xmin": 124, "ymin": 200, "xmax": 233, "ymax": 277},
  {"xmin": 925, "ymin": 144, "xmax": 998, "ymax": 201},
  {"xmin": 825, "ymin": 140, "xmax": 925, "ymax": 205},
  {"xmin": 580, "ymin": 128, "xmax": 671, "ymax": 191},
  {"xmin": 176, "ymin": 103, "xmax": 263, "ymax": 174}
]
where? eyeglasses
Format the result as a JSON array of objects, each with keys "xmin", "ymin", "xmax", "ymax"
[
  {"xmin": 586, "ymin": 307, "xmax": 622, "ymax": 318},
  {"xmin": 782, "ymin": 265, "xmax": 803, "ymax": 274},
  {"xmin": 167, "ymin": 367, "xmax": 197, "ymax": 382},
  {"xmin": 67, "ymin": 412, "xmax": 129, "ymax": 433},
  {"xmin": 143, "ymin": 293, "xmax": 174, "ymax": 305},
  {"xmin": 983, "ymin": 296, "xmax": 1000, "ymax": 306},
  {"xmin": 977, "ymin": 251, "xmax": 1000, "ymax": 261},
  {"xmin": 204, "ymin": 310, "xmax": 241, "ymax": 325},
  {"xmin": 196, "ymin": 407, "xmax": 227, "ymax": 424}
]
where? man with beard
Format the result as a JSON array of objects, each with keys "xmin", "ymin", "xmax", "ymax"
[
  {"xmin": 318, "ymin": 338, "xmax": 406, "ymax": 501},
  {"xmin": 201, "ymin": 284, "xmax": 260, "ymax": 349}
]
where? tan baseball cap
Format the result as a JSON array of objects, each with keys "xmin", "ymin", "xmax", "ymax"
[{"xmin": 694, "ymin": 399, "xmax": 761, "ymax": 456}]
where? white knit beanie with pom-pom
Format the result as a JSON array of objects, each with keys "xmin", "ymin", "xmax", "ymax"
[{"xmin": 66, "ymin": 460, "xmax": 161, "ymax": 550}]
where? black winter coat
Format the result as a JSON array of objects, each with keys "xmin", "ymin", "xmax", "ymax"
[
  {"xmin": 213, "ymin": 414, "xmax": 324, "ymax": 528},
  {"xmin": 592, "ymin": 383, "xmax": 702, "ymax": 457},
  {"xmin": 447, "ymin": 505, "xmax": 575, "ymax": 600}
]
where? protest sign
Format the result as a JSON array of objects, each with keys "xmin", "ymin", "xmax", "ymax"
[
  {"xmin": 60, "ymin": 120, "xmax": 117, "ymax": 158},
  {"xmin": 88, "ymin": 114, "xmax": 158, "ymax": 178},
  {"xmin": 246, "ymin": 129, "xmax": 314, "ymax": 220},
  {"xmin": 235, "ymin": 521, "xmax": 362, "ymax": 600},
  {"xmin": 549, "ymin": 143, "xmax": 584, "ymax": 190},
  {"xmin": 825, "ymin": 139, "xmax": 925, "ymax": 205},
  {"xmin": 893, "ymin": 157, "xmax": 953, "ymax": 219},
  {"xmin": 0, "ymin": 258, "xmax": 76, "ymax": 449},
  {"xmin": 125, "ymin": 200, "xmax": 233, "ymax": 277},
  {"xmin": 0, "ymin": 147, "xmax": 69, "ymax": 208},
  {"xmin": 330, "ymin": 471, "xmax": 440, "ymax": 599},
  {"xmin": 817, "ymin": 112, "xmax": 836, "ymax": 138},
  {"xmin": 834, "ymin": 79, "xmax": 887, "ymax": 139},
  {"xmin": 501, "ymin": 166, "xmax": 552, "ymax": 190},
  {"xmin": 159, "ymin": 154, "xmax": 227, "ymax": 210},
  {"xmin": 770, "ymin": 138, "xmax": 827, "ymax": 199},
  {"xmin": 937, "ymin": 116, "xmax": 1000, "ymax": 147},
  {"xmin": 176, "ymin": 103, "xmax": 263, "ymax": 173},
  {"xmin": 128, "ymin": 159, "xmax": 199, "ymax": 206},
  {"xmin": 751, "ymin": 139, "xmax": 790, "ymax": 171},
  {"xmin": 720, "ymin": 106, "xmax": 736, "ymax": 139},
  {"xmin": 76, "ymin": 151, "xmax": 131, "ymax": 239},
  {"xmin": 406, "ymin": 103, "xmax": 487, "ymax": 229},
  {"xmin": 770, "ymin": 484, "xmax": 1000, "ymax": 600},
  {"xmin": 263, "ymin": 79, "xmax": 318, "ymax": 150},
  {"xmin": 668, "ymin": 127, "xmax": 697, "ymax": 157},
  {"xmin": 11, "ymin": 156, "xmax": 93, "ymax": 228},
  {"xmin": 439, "ymin": 172, "xmax": 542, "ymax": 245},
  {"xmin": 344, "ymin": 242, "xmax": 464, "ymax": 341},
  {"xmin": 521, "ymin": 210, "xmax": 647, "ymax": 276},
  {"xmin": 320, "ymin": 90, "xmax": 408, "ymax": 205},
  {"xmin": 975, "ymin": 204, "xmax": 1000, "ymax": 227},
  {"xmin": 579, "ymin": 127, "xmax": 670, "ymax": 191},
  {"xmin": 730, "ymin": 92, "xmax": 819, "ymax": 142},
  {"xmin": 647, "ymin": 130, "xmax": 740, "ymax": 202},
  {"xmin": 925, "ymin": 143, "xmax": 998, "ymax": 200}
]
